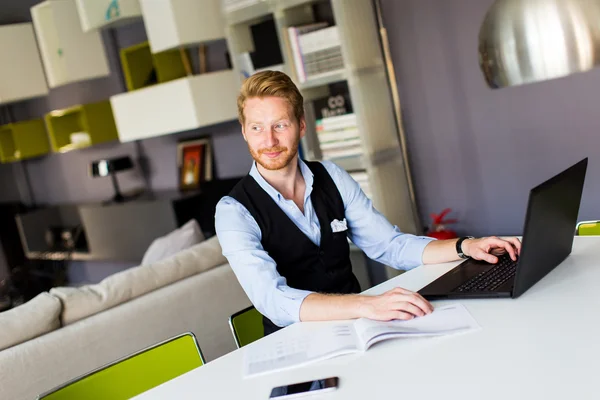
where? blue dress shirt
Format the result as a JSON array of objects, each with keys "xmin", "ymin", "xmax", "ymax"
[{"xmin": 215, "ymin": 159, "xmax": 434, "ymax": 327}]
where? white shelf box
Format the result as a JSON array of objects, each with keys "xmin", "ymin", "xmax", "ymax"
[
  {"xmin": 31, "ymin": 0, "xmax": 110, "ymax": 88},
  {"xmin": 75, "ymin": 0, "xmax": 142, "ymax": 32},
  {"xmin": 140, "ymin": 0, "xmax": 226, "ymax": 53},
  {"xmin": 0, "ymin": 23, "xmax": 49, "ymax": 105},
  {"xmin": 111, "ymin": 70, "xmax": 239, "ymax": 142}
]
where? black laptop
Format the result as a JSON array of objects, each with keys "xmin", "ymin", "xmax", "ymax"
[{"xmin": 418, "ymin": 157, "xmax": 588, "ymax": 300}]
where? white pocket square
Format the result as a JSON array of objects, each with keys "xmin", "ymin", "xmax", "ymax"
[{"xmin": 330, "ymin": 218, "xmax": 348, "ymax": 233}]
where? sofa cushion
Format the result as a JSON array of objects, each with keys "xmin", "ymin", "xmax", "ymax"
[
  {"xmin": 0, "ymin": 292, "xmax": 61, "ymax": 351},
  {"xmin": 141, "ymin": 219, "xmax": 205, "ymax": 266},
  {"xmin": 50, "ymin": 235, "xmax": 226, "ymax": 325}
]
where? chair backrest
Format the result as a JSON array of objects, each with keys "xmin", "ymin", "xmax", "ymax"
[
  {"xmin": 38, "ymin": 332, "xmax": 204, "ymax": 400},
  {"xmin": 576, "ymin": 220, "xmax": 600, "ymax": 236},
  {"xmin": 229, "ymin": 306, "xmax": 264, "ymax": 348}
]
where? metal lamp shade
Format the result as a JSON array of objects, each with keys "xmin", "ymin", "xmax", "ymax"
[{"xmin": 479, "ymin": 0, "xmax": 600, "ymax": 88}]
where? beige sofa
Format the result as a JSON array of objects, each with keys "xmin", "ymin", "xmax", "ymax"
[{"xmin": 0, "ymin": 236, "xmax": 251, "ymax": 400}]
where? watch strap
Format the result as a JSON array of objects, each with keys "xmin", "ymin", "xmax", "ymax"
[{"xmin": 456, "ymin": 236, "xmax": 474, "ymax": 259}]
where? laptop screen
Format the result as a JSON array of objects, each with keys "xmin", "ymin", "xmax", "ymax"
[{"xmin": 512, "ymin": 158, "xmax": 587, "ymax": 297}]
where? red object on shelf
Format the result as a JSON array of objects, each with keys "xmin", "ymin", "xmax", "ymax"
[{"xmin": 427, "ymin": 208, "xmax": 458, "ymax": 240}]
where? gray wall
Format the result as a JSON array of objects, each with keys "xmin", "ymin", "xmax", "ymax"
[
  {"xmin": 0, "ymin": 164, "xmax": 21, "ymax": 203},
  {"xmin": 381, "ymin": 0, "xmax": 599, "ymax": 237}
]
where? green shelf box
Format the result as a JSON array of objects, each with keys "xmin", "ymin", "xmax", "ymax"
[
  {"xmin": 0, "ymin": 119, "xmax": 50, "ymax": 163},
  {"xmin": 120, "ymin": 41, "xmax": 190, "ymax": 91},
  {"xmin": 45, "ymin": 100, "xmax": 118, "ymax": 153}
]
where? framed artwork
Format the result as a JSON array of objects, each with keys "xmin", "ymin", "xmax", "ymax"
[{"xmin": 177, "ymin": 137, "xmax": 213, "ymax": 190}]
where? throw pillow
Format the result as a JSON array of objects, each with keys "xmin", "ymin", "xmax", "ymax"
[{"xmin": 141, "ymin": 219, "xmax": 205, "ymax": 265}]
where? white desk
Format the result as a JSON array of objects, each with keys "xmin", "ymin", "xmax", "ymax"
[{"xmin": 134, "ymin": 237, "xmax": 600, "ymax": 400}]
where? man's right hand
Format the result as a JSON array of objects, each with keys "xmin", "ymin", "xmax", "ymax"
[
  {"xmin": 358, "ymin": 287, "xmax": 434, "ymax": 321},
  {"xmin": 300, "ymin": 288, "xmax": 434, "ymax": 323}
]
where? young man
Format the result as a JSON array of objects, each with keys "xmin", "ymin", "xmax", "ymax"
[{"xmin": 215, "ymin": 71, "xmax": 521, "ymax": 335}]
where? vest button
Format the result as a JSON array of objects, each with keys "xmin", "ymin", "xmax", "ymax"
[{"xmin": 319, "ymin": 250, "xmax": 325, "ymax": 256}]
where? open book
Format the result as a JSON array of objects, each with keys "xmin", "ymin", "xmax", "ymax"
[{"xmin": 244, "ymin": 304, "xmax": 480, "ymax": 377}]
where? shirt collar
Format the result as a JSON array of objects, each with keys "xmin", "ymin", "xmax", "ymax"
[{"xmin": 249, "ymin": 159, "xmax": 314, "ymax": 202}]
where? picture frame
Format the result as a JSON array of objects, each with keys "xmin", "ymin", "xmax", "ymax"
[{"xmin": 177, "ymin": 137, "xmax": 213, "ymax": 190}]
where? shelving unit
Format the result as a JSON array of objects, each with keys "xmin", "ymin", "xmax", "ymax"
[
  {"xmin": 139, "ymin": 0, "xmax": 226, "ymax": 53},
  {"xmin": 120, "ymin": 41, "xmax": 190, "ymax": 91},
  {"xmin": 108, "ymin": 0, "xmax": 237, "ymax": 142},
  {"xmin": 45, "ymin": 100, "xmax": 119, "ymax": 153},
  {"xmin": 0, "ymin": 23, "xmax": 49, "ymax": 105},
  {"xmin": 0, "ymin": 120, "xmax": 50, "ymax": 163},
  {"xmin": 30, "ymin": 0, "xmax": 110, "ymax": 88},
  {"xmin": 76, "ymin": 0, "xmax": 142, "ymax": 32},
  {"xmin": 223, "ymin": 0, "xmax": 420, "ymax": 277},
  {"xmin": 111, "ymin": 70, "xmax": 239, "ymax": 142}
]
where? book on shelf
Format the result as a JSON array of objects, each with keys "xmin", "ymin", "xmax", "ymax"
[
  {"xmin": 313, "ymin": 85, "xmax": 355, "ymax": 124},
  {"xmin": 243, "ymin": 303, "xmax": 480, "ymax": 377},
  {"xmin": 318, "ymin": 127, "xmax": 361, "ymax": 144},
  {"xmin": 286, "ymin": 22, "xmax": 328, "ymax": 82},
  {"xmin": 321, "ymin": 145, "xmax": 363, "ymax": 160},
  {"xmin": 299, "ymin": 26, "xmax": 344, "ymax": 82},
  {"xmin": 313, "ymin": 86, "xmax": 364, "ymax": 165},
  {"xmin": 316, "ymin": 113, "xmax": 357, "ymax": 132},
  {"xmin": 204, "ymin": 141, "xmax": 213, "ymax": 182},
  {"xmin": 287, "ymin": 24, "xmax": 344, "ymax": 83},
  {"xmin": 313, "ymin": 85, "xmax": 354, "ymax": 120},
  {"xmin": 319, "ymin": 137, "xmax": 362, "ymax": 150},
  {"xmin": 317, "ymin": 113, "xmax": 361, "ymax": 159},
  {"xmin": 312, "ymin": 85, "xmax": 354, "ymax": 120}
]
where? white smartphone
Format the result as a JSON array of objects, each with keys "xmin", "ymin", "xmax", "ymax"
[{"xmin": 268, "ymin": 377, "xmax": 339, "ymax": 398}]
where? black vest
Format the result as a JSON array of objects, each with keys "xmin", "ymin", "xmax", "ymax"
[{"xmin": 229, "ymin": 161, "xmax": 361, "ymax": 336}]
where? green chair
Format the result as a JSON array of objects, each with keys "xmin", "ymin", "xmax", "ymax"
[
  {"xmin": 576, "ymin": 220, "xmax": 600, "ymax": 236},
  {"xmin": 37, "ymin": 332, "xmax": 205, "ymax": 400},
  {"xmin": 229, "ymin": 306, "xmax": 264, "ymax": 348}
]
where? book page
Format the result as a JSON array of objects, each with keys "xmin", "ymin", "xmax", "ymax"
[
  {"xmin": 243, "ymin": 322, "xmax": 359, "ymax": 378},
  {"xmin": 354, "ymin": 303, "xmax": 480, "ymax": 350}
]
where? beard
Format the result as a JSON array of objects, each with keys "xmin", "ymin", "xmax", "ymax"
[{"xmin": 249, "ymin": 136, "xmax": 300, "ymax": 171}]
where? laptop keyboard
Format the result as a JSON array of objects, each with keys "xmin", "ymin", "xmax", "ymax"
[{"xmin": 453, "ymin": 255, "xmax": 518, "ymax": 293}]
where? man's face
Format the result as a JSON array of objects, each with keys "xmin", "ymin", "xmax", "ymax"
[{"xmin": 242, "ymin": 96, "xmax": 305, "ymax": 171}]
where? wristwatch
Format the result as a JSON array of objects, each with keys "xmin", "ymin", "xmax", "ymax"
[{"xmin": 456, "ymin": 236, "xmax": 474, "ymax": 259}]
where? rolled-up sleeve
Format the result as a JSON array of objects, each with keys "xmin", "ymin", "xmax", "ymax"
[
  {"xmin": 215, "ymin": 196, "xmax": 313, "ymax": 327},
  {"xmin": 321, "ymin": 161, "xmax": 436, "ymax": 270}
]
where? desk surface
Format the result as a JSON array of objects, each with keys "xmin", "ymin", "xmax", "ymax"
[{"xmin": 134, "ymin": 236, "xmax": 600, "ymax": 400}]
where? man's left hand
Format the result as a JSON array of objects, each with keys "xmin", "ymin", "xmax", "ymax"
[{"xmin": 462, "ymin": 236, "xmax": 521, "ymax": 264}]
